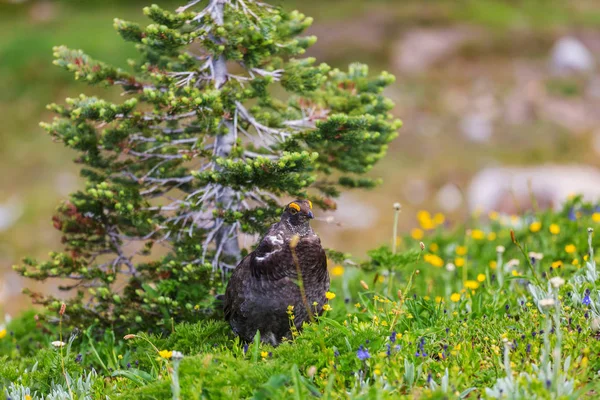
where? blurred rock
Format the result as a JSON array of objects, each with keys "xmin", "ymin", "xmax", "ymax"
[
  {"xmin": 460, "ymin": 113, "xmax": 493, "ymax": 142},
  {"xmin": 0, "ymin": 196, "xmax": 23, "ymax": 232},
  {"xmin": 392, "ymin": 28, "xmax": 474, "ymax": 74},
  {"xmin": 550, "ymin": 37, "xmax": 595, "ymax": 74},
  {"xmin": 460, "ymin": 88, "xmax": 497, "ymax": 142},
  {"xmin": 436, "ymin": 183, "xmax": 463, "ymax": 212},
  {"xmin": 467, "ymin": 165, "xmax": 600, "ymax": 214}
]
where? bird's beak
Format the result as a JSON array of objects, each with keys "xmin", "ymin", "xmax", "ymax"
[{"xmin": 307, "ymin": 211, "xmax": 314, "ymax": 219}]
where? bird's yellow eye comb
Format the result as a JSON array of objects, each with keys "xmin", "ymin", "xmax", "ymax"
[{"xmin": 289, "ymin": 202, "xmax": 301, "ymax": 212}]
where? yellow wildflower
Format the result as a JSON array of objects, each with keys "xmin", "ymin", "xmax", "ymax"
[
  {"xmin": 464, "ymin": 280, "xmax": 479, "ymax": 290},
  {"xmin": 433, "ymin": 213, "xmax": 445, "ymax": 225},
  {"xmin": 593, "ymin": 213, "xmax": 600, "ymax": 223},
  {"xmin": 429, "ymin": 243, "xmax": 439, "ymax": 252},
  {"xmin": 455, "ymin": 257, "xmax": 465, "ymax": 267},
  {"xmin": 471, "ymin": 229, "xmax": 485, "ymax": 240},
  {"xmin": 0, "ymin": 329, "xmax": 6, "ymax": 339},
  {"xmin": 322, "ymin": 304, "xmax": 332, "ymax": 311},
  {"xmin": 417, "ymin": 210, "xmax": 431, "ymax": 222},
  {"xmin": 512, "ymin": 270, "xmax": 520, "ymax": 277},
  {"xmin": 529, "ymin": 221, "xmax": 542, "ymax": 233},
  {"xmin": 424, "ymin": 253, "xmax": 444, "ymax": 268},
  {"xmin": 489, "ymin": 260, "xmax": 497, "ymax": 270},
  {"xmin": 374, "ymin": 368, "xmax": 381, "ymax": 375},
  {"xmin": 331, "ymin": 265, "xmax": 344, "ymax": 277},
  {"xmin": 488, "ymin": 211, "xmax": 499, "ymax": 220},
  {"xmin": 552, "ymin": 260, "xmax": 563, "ymax": 268},
  {"xmin": 487, "ymin": 232, "xmax": 497, "ymax": 241},
  {"xmin": 435, "ymin": 296, "xmax": 443, "ymax": 303},
  {"xmin": 411, "ymin": 228, "xmax": 424, "ymax": 240},
  {"xmin": 261, "ymin": 351, "xmax": 269, "ymax": 358},
  {"xmin": 565, "ymin": 244, "xmax": 576, "ymax": 254},
  {"xmin": 25, "ymin": 396, "xmax": 32, "ymax": 400},
  {"xmin": 325, "ymin": 291, "xmax": 336, "ymax": 300},
  {"xmin": 549, "ymin": 224, "xmax": 560, "ymax": 235},
  {"xmin": 118, "ymin": 354, "xmax": 123, "ymax": 360},
  {"xmin": 584, "ymin": 254, "xmax": 589, "ymax": 261},
  {"xmin": 158, "ymin": 350, "xmax": 173, "ymax": 359},
  {"xmin": 420, "ymin": 219, "xmax": 435, "ymax": 230},
  {"xmin": 477, "ymin": 274, "xmax": 486, "ymax": 282},
  {"xmin": 450, "ymin": 293, "xmax": 461, "ymax": 302},
  {"xmin": 456, "ymin": 246, "xmax": 467, "ymax": 256},
  {"xmin": 417, "ymin": 210, "xmax": 435, "ymax": 230}
]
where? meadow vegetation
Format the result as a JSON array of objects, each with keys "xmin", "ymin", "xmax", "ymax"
[{"xmin": 3, "ymin": 196, "xmax": 600, "ymax": 398}]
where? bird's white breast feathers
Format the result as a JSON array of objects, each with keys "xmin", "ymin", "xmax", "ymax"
[{"xmin": 254, "ymin": 232, "xmax": 284, "ymax": 262}]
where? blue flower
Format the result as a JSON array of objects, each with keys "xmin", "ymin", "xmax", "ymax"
[
  {"xmin": 583, "ymin": 294, "xmax": 591, "ymax": 306},
  {"xmin": 568, "ymin": 208, "xmax": 576, "ymax": 221},
  {"xmin": 357, "ymin": 345, "xmax": 370, "ymax": 360},
  {"xmin": 390, "ymin": 331, "xmax": 397, "ymax": 343}
]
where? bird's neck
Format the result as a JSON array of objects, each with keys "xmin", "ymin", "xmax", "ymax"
[{"xmin": 284, "ymin": 220, "xmax": 313, "ymax": 237}]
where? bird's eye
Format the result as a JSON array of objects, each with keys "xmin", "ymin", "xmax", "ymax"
[{"xmin": 288, "ymin": 202, "xmax": 301, "ymax": 214}]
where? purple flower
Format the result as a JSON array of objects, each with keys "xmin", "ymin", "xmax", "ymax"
[
  {"xmin": 243, "ymin": 343, "xmax": 248, "ymax": 354},
  {"xmin": 386, "ymin": 344, "xmax": 391, "ymax": 357},
  {"xmin": 357, "ymin": 345, "xmax": 370, "ymax": 360},
  {"xmin": 390, "ymin": 331, "xmax": 397, "ymax": 343},
  {"xmin": 568, "ymin": 208, "xmax": 576, "ymax": 221},
  {"xmin": 583, "ymin": 294, "xmax": 591, "ymax": 306}
]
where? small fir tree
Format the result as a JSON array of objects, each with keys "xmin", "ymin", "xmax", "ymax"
[{"xmin": 15, "ymin": 0, "xmax": 401, "ymax": 332}]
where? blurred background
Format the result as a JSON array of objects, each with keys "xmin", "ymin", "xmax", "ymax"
[{"xmin": 1, "ymin": 0, "xmax": 600, "ymax": 314}]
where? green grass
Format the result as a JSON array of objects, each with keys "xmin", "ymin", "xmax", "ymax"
[{"xmin": 3, "ymin": 196, "xmax": 600, "ymax": 398}]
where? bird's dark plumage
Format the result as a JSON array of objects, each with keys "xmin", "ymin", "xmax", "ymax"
[{"xmin": 223, "ymin": 200, "xmax": 330, "ymax": 345}]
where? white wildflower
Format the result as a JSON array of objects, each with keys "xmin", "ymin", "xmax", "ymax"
[
  {"xmin": 549, "ymin": 276, "xmax": 565, "ymax": 288},
  {"xmin": 446, "ymin": 263, "xmax": 456, "ymax": 272},
  {"xmin": 51, "ymin": 341, "xmax": 66, "ymax": 347},
  {"xmin": 539, "ymin": 298, "xmax": 555, "ymax": 308},
  {"xmin": 496, "ymin": 246, "xmax": 505, "ymax": 254},
  {"xmin": 528, "ymin": 252, "xmax": 544, "ymax": 260}
]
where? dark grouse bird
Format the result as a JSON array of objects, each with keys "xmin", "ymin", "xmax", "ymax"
[{"xmin": 223, "ymin": 199, "xmax": 330, "ymax": 346}]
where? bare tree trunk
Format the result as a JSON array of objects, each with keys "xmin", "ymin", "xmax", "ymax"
[{"xmin": 211, "ymin": 0, "xmax": 240, "ymax": 263}]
